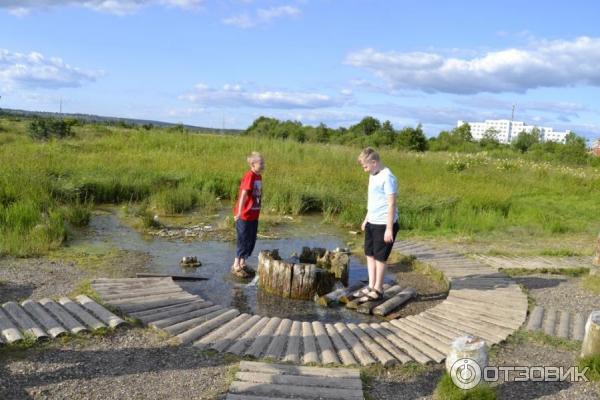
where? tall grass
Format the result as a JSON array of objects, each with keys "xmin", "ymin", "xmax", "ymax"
[{"xmin": 1, "ymin": 117, "xmax": 599, "ymax": 256}]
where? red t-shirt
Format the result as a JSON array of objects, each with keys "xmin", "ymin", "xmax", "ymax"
[{"xmin": 234, "ymin": 170, "xmax": 262, "ymax": 221}]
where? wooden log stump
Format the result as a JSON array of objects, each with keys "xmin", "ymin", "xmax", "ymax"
[
  {"xmin": 315, "ymin": 281, "xmax": 365, "ymax": 307},
  {"xmin": 258, "ymin": 249, "xmax": 339, "ymax": 300},
  {"xmin": 373, "ymin": 288, "xmax": 417, "ymax": 316},
  {"xmin": 581, "ymin": 311, "xmax": 600, "ymax": 358}
]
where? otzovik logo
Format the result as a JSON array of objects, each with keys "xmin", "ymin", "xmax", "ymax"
[{"xmin": 450, "ymin": 358, "xmax": 482, "ymax": 389}]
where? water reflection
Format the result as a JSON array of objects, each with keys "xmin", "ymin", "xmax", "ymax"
[{"xmin": 76, "ymin": 210, "xmax": 394, "ymax": 323}]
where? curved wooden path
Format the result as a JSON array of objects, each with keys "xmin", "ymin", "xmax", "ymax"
[
  {"xmin": 0, "ymin": 295, "xmax": 126, "ymax": 345},
  {"xmin": 91, "ymin": 240, "xmax": 528, "ymax": 366}
]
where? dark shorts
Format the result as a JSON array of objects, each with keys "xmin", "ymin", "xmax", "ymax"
[
  {"xmin": 364, "ymin": 222, "xmax": 399, "ymax": 262},
  {"xmin": 236, "ymin": 219, "xmax": 258, "ymax": 259}
]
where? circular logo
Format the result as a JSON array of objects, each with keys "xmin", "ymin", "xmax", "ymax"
[{"xmin": 450, "ymin": 358, "xmax": 482, "ymax": 389}]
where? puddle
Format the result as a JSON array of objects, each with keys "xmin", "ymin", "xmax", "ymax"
[{"xmin": 74, "ymin": 209, "xmax": 396, "ymax": 323}]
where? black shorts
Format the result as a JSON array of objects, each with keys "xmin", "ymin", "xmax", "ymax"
[{"xmin": 364, "ymin": 222, "xmax": 399, "ymax": 262}]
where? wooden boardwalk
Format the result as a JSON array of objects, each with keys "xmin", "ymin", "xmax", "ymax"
[
  {"xmin": 226, "ymin": 361, "xmax": 363, "ymax": 400},
  {"xmin": 0, "ymin": 295, "xmax": 126, "ymax": 345},
  {"xmin": 91, "ymin": 240, "xmax": 529, "ymax": 366},
  {"xmin": 525, "ymin": 305, "xmax": 587, "ymax": 341},
  {"xmin": 472, "ymin": 255, "xmax": 591, "ymax": 271}
]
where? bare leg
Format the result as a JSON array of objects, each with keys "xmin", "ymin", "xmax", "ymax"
[
  {"xmin": 366, "ymin": 256, "xmax": 376, "ymax": 288},
  {"xmin": 373, "ymin": 259, "xmax": 387, "ymax": 293},
  {"xmin": 232, "ymin": 257, "xmax": 241, "ymax": 269}
]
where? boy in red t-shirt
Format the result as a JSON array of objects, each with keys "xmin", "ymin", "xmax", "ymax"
[{"xmin": 231, "ymin": 152, "xmax": 264, "ymax": 277}]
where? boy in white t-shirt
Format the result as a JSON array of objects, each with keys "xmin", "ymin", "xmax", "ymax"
[{"xmin": 354, "ymin": 147, "xmax": 399, "ymax": 302}]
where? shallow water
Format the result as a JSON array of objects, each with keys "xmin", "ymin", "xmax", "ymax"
[{"xmin": 76, "ymin": 209, "xmax": 395, "ymax": 323}]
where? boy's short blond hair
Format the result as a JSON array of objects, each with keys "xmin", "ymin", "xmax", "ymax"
[
  {"xmin": 247, "ymin": 151, "xmax": 263, "ymax": 165},
  {"xmin": 358, "ymin": 147, "xmax": 380, "ymax": 163}
]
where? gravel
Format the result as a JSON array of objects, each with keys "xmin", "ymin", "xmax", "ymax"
[
  {"xmin": 513, "ymin": 274, "xmax": 600, "ymax": 315},
  {"xmin": 0, "ymin": 328, "xmax": 235, "ymax": 400}
]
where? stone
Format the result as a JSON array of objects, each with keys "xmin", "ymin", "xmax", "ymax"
[{"xmin": 581, "ymin": 311, "xmax": 600, "ymax": 358}]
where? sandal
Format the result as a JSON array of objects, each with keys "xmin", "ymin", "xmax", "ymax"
[
  {"xmin": 232, "ymin": 264, "xmax": 250, "ymax": 278},
  {"xmin": 357, "ymin": 288, "xmax": 383, "ymax": 303},
  {"xmin": 352, "ymin": 286, "xmax": 372, "ymax": 298}
]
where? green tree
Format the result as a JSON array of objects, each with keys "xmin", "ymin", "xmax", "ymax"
[
  {"xmin": 512, "ymin": 128, "xmax": 540, "ymax": 153},
  {"xmin": 350, "ymin": 116, "xmax": 381, "ymax": 136},
  {"xmin": 397, "ymin": 124, "xmax": 428, "ymax": 152}
]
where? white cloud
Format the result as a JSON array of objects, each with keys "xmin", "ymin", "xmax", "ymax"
[
  {"xmin": 1, "ymin": 0, "xmax": 203, "ymax": 16},
  {"xmin": 180, "ymin": 83, "xmax": 343, "ymax": 109},
  {"xmin": 0, "ymin": 49, "xmax": 102, "ymax": 89},
  {"xmin": 223, "ymin": 5, "xmax": 300, "ymax": 28},
  {"xmin": 346, "ymin": 36, "xmax": 600, "ymax": 94}
]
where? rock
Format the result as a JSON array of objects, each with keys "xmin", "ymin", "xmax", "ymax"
[{"xmin": 180, "ymin": 256, "xmax": 201, "ymax": 267}]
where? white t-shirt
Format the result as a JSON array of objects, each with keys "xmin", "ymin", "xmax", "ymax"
[{"xmin": 367, "ymin": 167, "xmax": 398, "ymax": 225}]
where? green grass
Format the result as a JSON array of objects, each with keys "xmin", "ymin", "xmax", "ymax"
[
  {"xmin": 1, "ymin": 116, "xmax": 599, "ymax": 256},
  {"xmin": 582, "ymin": 275, "xmax": 600, "ymax": 295},
  {"xmin": 433, "ymin": 372, "xmax": 496, "ymax": 400},
  {"xmin": 578, "ymin": 354, "xmax": 600, "ymax": 382}
]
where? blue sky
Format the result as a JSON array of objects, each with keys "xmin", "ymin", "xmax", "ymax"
[{"xmin": 1, "ymin": 0, "xmax": 600, "ymax": 140}]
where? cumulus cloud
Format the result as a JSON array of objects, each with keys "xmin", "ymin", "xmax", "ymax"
[
  {"xmin": 346, "ymin": 36, "xmax": 600, "ymax": 94},
  {"xmin": 180, "ymin": 83, "xmax": 343, "ymax": 109},
  {"xmin": 0, "ymin": 49, "xmax": 102, "ymax": 89},
  {"xmin": 1, "ymin": 0, "xmax": 203, "ymax": 16},
  {"xmin": 223, "ymin": 5, "xmax": 300, "ymax": 28}
]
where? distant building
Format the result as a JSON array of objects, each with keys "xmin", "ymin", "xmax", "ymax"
[
  {"xmin": 591, "ymin": 139, "xmax": 600, "ymax": 157},
  {"xmin": 456, "ymin": 119, "xmax": 570, "ymax": 144}
]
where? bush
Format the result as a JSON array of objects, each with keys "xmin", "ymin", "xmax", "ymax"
[{"xmin": 28, "ymin": 118, "xmax": 75, "ymax": 140}]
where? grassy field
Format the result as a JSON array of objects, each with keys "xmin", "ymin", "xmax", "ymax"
[{"xmin": 1, "ymin": 116, "xmax": 599, "ymax": 257}]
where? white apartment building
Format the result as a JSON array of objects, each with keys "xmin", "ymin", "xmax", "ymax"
[{"xmin": 456, "ymin": 119, "xmax": 570, "ymax": 144}]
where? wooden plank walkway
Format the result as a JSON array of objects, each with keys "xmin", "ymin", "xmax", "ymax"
[
  {"xmin": 91, "ymin": 240, "xmax": 528, "ymax": 366},
  {"xmin": 0, "ymin": 294, "xmax": 126, "ymax": 345},
  {"xmin": 472, "ymin": 254, "xmax": 591, "ymax": 271},
  {"xmin": 525, "ymin": 305, "xmax": 587, "ymax": 341},
  {"xmin": 226, "ymin": 361, "xmax": 363, "ymax": 400}
]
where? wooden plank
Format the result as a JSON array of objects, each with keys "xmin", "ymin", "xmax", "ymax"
[
  {"xmin": 149, "ymin": 304, "xmax": 222, "ymax": 329},
  {"xmin": 118, "ymin": 297, "xmax": 200, "ymax": 314},
  {"xmin": 101, "ymin": 287, "xmax": 186, "ymax": 301},
  {"xmin": 325, "ymin": 323, "xmax": 358, "ymax": 366},
  {"xmin": 543, "ymin": 308, "xmax": 558, "ymax": 336},
  {"xmin": 359, "ymin": 323, "xmax": 411, "ymax": 363},
  {"xmin": 434, "ymin": 303, "xmax": 523, "ymax": 330},
  {"xmin": 264, "ymin": 318, "xmax": 292, "ymax": 360},
  {"xmin": 356, "ymin": 285, "xmax": 404, "ymax": 314},
  {"xmin": 417, "ymin": 313, "xmax": 498, "ymax": 345},
  {"xmin": 2, "ymin": 301, "xmax": 47, "ymax": 340},
  {"xmin": 0, "ymin": 307, "xmax": 23, "ymax": 343},
  {"xmin": 373, "ymin": 288, "xmax": 417, "ymax": 316},
  {"xmin": 137, "ymin": 301, "xmax": 214, "ymax": 324},
  {"xmin": 106, "ymin": 292, "xmax": 196, "ymax": 307},
  {"xmin": 380, "ymin": 322, "xmax": 444, "ymax": 363},
  {"xmin": 443, "ymin": 297, "xmax": 526, "ymax": 320},
  {"xmin": 572, "ymin": 313, "xmax": 586, "ymax": 341},
  {"xmin": 423, "ymin": 309, "xmax": 508, "ymax": 343},
  {"xmin": 245, "ymin": 317, "xmax": 282, "ymax": 358},
  {"xmin": 238, "ymin": 360, "xmax": 360, "ymax": 379},
  {"xmin": 282, "ymin": 320, "xmax": 302, "ymax": 363},
  {"xmin": 557, "ymin": 311, "xmax": 571, "ymax": 339},
  {"xmin": 312, "ymin": 321, "xmax": 340, "ymax": 365},
  {"xmin": 333, "ymin": 322, "xmax": 376, "ymax": 366},
  {"xmin": 228, "ymin": 381, "xmax": 363, "ymax": 400},
  {"xmin": 40, "ymin": 298, "xmax": 87, "ymax": 334},
  {"xmin": 211, "ymin": 315, "xmax": 262, "ymax": 352},
  {"xmin": 177, "ymin": 309, "xmax": 240, "ymax": 345},
  {"xmin": 347, "ymin": 323, "xmax": 397, "ymax": 367},
  {"xmin": 346, "ymin": 284, "xmax": 391, "ymax": 310},
  {"xmin": 226, "ymin": 394, "xmax": 297, "ymax": 400},
  {"xmin": 193, "ymin": 314, "xmax": 252, "ymax": 349},
  {"xmin": 129, "ymin": 299, "xmax": 206, "ymax": 318},
  {"xmin": 302, "ymin": 321, "xmax": 319, "ymax": 364},
  {"xmin": 226, "ymin": 317, "xmax": 270, "ymax": 355},
  {"xmin": 316, "ymin": 281, "xmax": 365, "ymax": 307},
  {"xmin": 235, "ymin": 371, "xmax": 363, "ymax": 390},
  {"xmin": 404, "ymin": 316, "xmax": 456, "ymax": 342},
  {"xmin": 136, "ymin": 273, "xmax": 208, "ymax": 281},
  {"xmin": 370, "ymin": 323, "xmax": 431, "ymax": 364},
  {"xmin": 58, "ymin": 297, "xmax": 106, "ymax": 331},
  {"xmin": 390, "ymin": 320, "xmax": 450, "ymax": 355},
  {"xmin": 74, "ymin": 295, "xmax": 126, "ymax": 329},
  {"xmin": 21, "ymin": 300, "xmax": 68, "ymax": 338},
  {"xmin": 162, "ymin": 308, "xmax": 227, "ymax": 335}
]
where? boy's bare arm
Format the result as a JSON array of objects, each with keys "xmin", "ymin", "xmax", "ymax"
[
  {"xmin": 235, "ymin": 190, "xmax": 250, "ymax": 220},
  {"xmin": 384, "ymin": 194, "xmax": 396, "ymax": 243}
]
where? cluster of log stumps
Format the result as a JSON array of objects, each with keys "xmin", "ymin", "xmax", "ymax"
[{"xmin": 257, "ymin": 247, "xmax": 349, "ymax": 300}]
